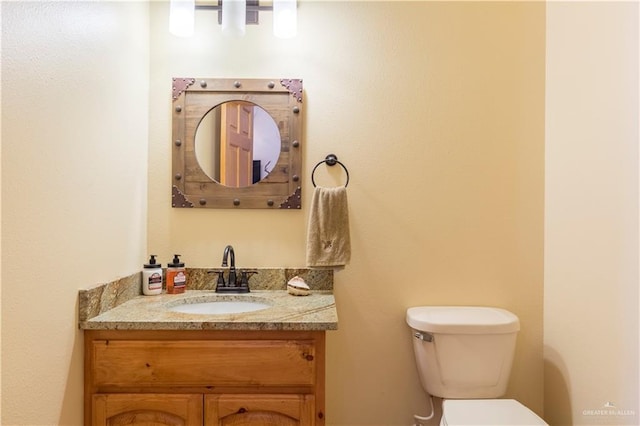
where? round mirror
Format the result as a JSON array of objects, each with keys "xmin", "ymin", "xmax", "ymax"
[{"xmin": 195, "ymin": 101, "xmax": 281, "ymax": 188}]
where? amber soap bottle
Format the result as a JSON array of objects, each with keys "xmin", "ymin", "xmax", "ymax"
[{"xmin": 166, "ymin": 254, "xmax": 186, "ymax": 294}]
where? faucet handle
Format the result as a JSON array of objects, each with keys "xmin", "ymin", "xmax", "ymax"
[
  {"xmin": 239, "ymin": 269, "xmax": 258, "ymax": 287},
  {"xmin": 208, "ymin": 269, "xmax": 226, "ymax": 287}
]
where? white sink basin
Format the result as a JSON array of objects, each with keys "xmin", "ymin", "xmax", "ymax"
[{"xmin": 168, "ymin": 300, "xmax": 271, "ymax": 315}]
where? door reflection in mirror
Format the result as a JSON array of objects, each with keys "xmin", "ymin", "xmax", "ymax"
[{"xmin": 195, "ymin": 101, "xmax": 281, "ymax": 188}]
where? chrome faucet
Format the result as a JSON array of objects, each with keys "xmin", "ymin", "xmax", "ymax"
[{"xmin": 211, "ymin": 245, "xmax": 254, "ymax": 293}]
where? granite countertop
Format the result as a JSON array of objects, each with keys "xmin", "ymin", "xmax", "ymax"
[
  {"xmin": 78, "ymin": 268, "xmax": 338, "ymax": 331},
  {"xmin": 80, "ymin": 290, "xmax": 337, "ymax": 331}
]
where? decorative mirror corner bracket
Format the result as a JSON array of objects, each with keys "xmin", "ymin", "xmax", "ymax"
[
  {"xmin": 172, "ymin": 185, "xmax": 194, "ymax": 208},
  {"xmin": 280, "ymin": 79, "xmax": 303, "ymax": 102},
  {"xmin": 279, "ymin": 187, "xmax": 302, "ymax": 209},
  {"xmin": 172, "ymin": 77, "xmax": 196, "ymax": 101}
]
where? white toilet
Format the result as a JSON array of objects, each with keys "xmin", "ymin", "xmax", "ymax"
[{"xmin": 406, "ymin": 306, "xmax": 548, "ymax": 426}]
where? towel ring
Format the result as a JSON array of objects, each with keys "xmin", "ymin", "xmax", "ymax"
[{"xmin": 311, "ymin": 154, "xmax": 350, "ymax": 188}]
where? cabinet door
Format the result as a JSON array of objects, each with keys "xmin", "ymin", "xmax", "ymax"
[
  {"xmin": 93, "ymin": 394, "xmax": 203, "ymax": 426},
  {"xmin": 205, "ymin": 394, "xmax": 315, "ymax": 426}
]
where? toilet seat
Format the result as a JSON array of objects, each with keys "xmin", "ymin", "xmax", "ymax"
[{"xmin": 440, "ymin": 399, "xmax": 548, "ymax": 426}]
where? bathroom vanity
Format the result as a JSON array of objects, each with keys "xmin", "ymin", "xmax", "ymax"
[
  {"xmin": 84, "ymin": 329, "xmax": 325, "ymax": 425},
  {"xmin": 79, "ymin": 269, "xmax": 337, "ymax": 426}
]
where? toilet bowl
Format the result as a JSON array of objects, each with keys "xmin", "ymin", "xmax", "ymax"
[
  {"xmin": 441, "ymin": 399, "xmax": 546, "ymax": 426},
  {"xmin": 406, "ymin": 306, "xmax": 547, "ymax": 426}
]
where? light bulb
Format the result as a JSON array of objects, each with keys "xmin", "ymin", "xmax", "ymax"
[
  {"xmin": 222, "ymin": 0, "xmax": 246, "ymax": 38},
  {"xmin": 273, "ymin": 0, "xmax": 297, "ymax": 39},
  {"xmin": 169, "ymin": 0, "xmax": 195, "ymax": 37}
]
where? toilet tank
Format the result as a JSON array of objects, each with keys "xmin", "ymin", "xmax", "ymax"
[{"xmin": 406, "ymin": 306, "xmax": 520, "ymax": 399}]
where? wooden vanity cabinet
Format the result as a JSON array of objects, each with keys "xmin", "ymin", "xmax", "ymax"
[{"xmin": 84, "ymin": 329, "xmax": 326, "ymax": 426}]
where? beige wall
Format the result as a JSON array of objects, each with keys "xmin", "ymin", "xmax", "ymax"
[
  {"xmin": 1, "ymin": 1, "xmax": 546, "ymax": 424},
  {"xmin": 149, "ymin": 1, "xmax": 545, "ymax": 424},
  {"xmin": 544, "ymin": 2, "xmax": 639, "ymax": 425},
  {"xmin": 1, "ymin": 2, "xmax": 149, "ymax": 424}
]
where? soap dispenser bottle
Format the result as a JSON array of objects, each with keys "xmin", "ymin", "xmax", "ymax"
[
  {"xmin": 142, "ymin": 255, "xmax": 163, "ymax": 296},
  {"xmin": 166, "ymin": 254, "xmax": 186, "ymax": 294}
]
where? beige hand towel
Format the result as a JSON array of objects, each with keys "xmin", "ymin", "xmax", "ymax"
[{"xmin": 306, "ymin": 186, "xmax": 351, "ymax": 267}]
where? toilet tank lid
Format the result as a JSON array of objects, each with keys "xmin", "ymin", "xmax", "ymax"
[{"xmin": 406, "ymin": 306, "xmax": 520, "ymax": 334}]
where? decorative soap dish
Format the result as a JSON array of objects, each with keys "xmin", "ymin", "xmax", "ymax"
[{"xmin": 287, "ymin": 276, "xmax": 311, "ymax": 296}]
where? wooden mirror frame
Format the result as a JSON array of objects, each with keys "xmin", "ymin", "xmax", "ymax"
[{"xmin": 171, "ymin": 78, "xmax": 303, "ymax": 209}]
